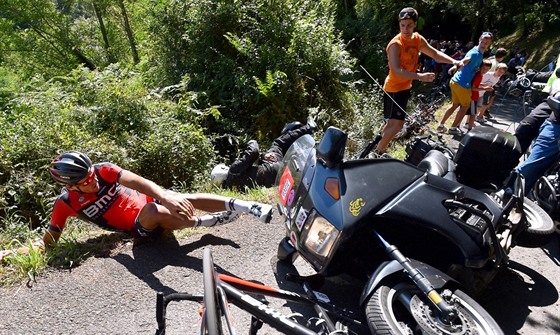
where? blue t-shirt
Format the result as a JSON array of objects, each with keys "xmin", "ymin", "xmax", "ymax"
[{"xmin": 452, "ymin": 47, "xmax": 483, "ymax": 89}]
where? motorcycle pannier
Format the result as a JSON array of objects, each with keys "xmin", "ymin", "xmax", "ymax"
[{"xmin": 454, "ymin": 127, "xmax": 522, "ymax": 189}]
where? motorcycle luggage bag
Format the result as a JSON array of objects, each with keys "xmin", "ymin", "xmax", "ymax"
[{"xmin": 454, "ymin": 127, "xmax": 522, "ymax": 189}]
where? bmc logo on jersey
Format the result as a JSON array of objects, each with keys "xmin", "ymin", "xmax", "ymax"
[{"xmin": 82, "ymin": 184, "xmax": 118, "ymax": 218}]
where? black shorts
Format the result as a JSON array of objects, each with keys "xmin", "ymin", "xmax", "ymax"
[
  {"xmin": 383, "ymin": 90, "xmax": 410, "ymax": 120},
  {"xmin": 131, "ymin": 217, "xmax": 164, "ymax": 238},
  {"xmin": 130, "ymin": 199, "xmax": 164, "ymax": 238},
  {"xmin": 482, "ymin": 91, "xmax": 494, "ymax": 105}
]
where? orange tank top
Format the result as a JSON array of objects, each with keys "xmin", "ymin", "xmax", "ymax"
[{"xmin": 383, "ymin": 33, "xmax": 421, "ymax": 93}]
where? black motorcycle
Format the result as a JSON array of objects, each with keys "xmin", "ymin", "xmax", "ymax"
[{"xmin": 275, "ymin": 127, "xmax": 520, "ymax": 334}]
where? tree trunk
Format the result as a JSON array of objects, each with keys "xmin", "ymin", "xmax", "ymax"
[
  {"xmin": 93, "ymin": 1, "xmax": 116, "ymax": 63},
  {"xmin": 117, "ymin": 0, "xmax": 139, "ymax": 64}
]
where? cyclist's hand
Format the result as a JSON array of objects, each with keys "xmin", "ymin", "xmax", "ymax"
[
  {"xmin": 161, "ymin": 191, "xmax": 195, "ymax": 220},
  {"xmin": 418, "ymin": 72, "xmax": 435, "ymax": 83}
]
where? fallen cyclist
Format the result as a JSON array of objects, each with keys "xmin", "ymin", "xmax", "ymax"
[
  {"xmin": 211, "ymin": 119, "xmax": 317, "ymax": 190},
  {"xmin": 38, "ymin": 151, "xmax": 273, "ymax": 249}
]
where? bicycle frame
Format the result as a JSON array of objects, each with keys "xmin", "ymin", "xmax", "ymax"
[{"xmin": 154, "ymin": 248, "xmax": 361, "ymax": 335}]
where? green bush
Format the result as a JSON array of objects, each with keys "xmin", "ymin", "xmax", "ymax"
[
  {"xmin": 0, "ymin": 65, "xmax": 215, "ymax": 229},
  {"xmin": 142, "ymin": 0, "xmax": 357, "ymax": 140}
]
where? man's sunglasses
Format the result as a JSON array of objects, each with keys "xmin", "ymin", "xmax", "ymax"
[
  {"xmin": 71, "ymin": 171, "xmax": 96, "ymax": 187},
  {"xmin": 399, "ymin": 10, "xmax": 417, "ymax": 20},
  {"xmin": 482, "ymin": 31, "xmax": 493, "ymax": 38}
]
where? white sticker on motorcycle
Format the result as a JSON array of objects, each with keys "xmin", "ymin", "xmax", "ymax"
[{"xmin": 295, "ymin": 207, "xmax": 307, "ymax": 231}]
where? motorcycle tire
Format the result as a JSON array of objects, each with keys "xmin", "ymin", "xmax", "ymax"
[
  {"xmin": 517, "ymin": 199, "xmax": 556, "ymax": 247},
  {"xmin": 365, "ymin": 279, "xmax": 503, "ymax": 335}
]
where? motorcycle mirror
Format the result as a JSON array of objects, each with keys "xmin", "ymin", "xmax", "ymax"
[{"xmin": 317, "ymin": 126, "xmax": 348, "ymax": 168}]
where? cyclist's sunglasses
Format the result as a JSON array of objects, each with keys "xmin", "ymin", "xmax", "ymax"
[
  {"xmin": 482, "ymin": 31, "xmax": 493, "ymax": 38},
  {"xmin": 398, "ymin": 10, "xmax": 417, "ymax": 21},
  {"xmin": 72, "ymin": 170, "xmax": 96, "ymax": 187}
]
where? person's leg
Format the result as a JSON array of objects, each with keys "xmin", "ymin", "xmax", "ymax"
[
  {"xmin": 438, "ymin": 80, "xmax": 463, "ymax": 130},
  {"xmin": 467, "ymin": 114, "xmax": 476, "ymax": 130},
  {"xmin": 255, "ymin": 161, "xmax": 282, "ymax": 188},
  {"xmin": 516, "ymin": 121, "xmax": 560, "ymax": 193},
  {"xmin": 484, "ymin": 94, "xmax": 496, "ymax": 120},
  {"xmin": 137, "ymin": 193, "xmax": 274, "ymax": 232},
  {"xmin": 228, "ymin": 140, "xmax": 260, "ymax": 177},
  {"xmin": 450, "ymin": 105, "xmax": 470, "ymax": 130},
  {"xmin": 375, "ymin": 90, "xmax": 409, "ymax": 153},
  {"xmin": 268, "ymin": 122, "xmax": 316, "ymax": 157},
  {"xmin": 376, "ymin": 119, "xmax": 405, "ymax": 153},
  {"xmin": 437, "ymin": 103, "xmax": 459, "ymax": 131},
  {"xmin": 449, "ymin": 85, "xmax": 472, "ymax": 130}
]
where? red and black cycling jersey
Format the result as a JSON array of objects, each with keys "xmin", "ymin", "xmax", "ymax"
[{"xmin": 50, "ymin": 163, "xmax": 154, "ymax": 236}]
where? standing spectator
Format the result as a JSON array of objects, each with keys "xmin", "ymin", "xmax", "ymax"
[
  {"xmin": 374, "ymin": 7, "xmax": 463, "ymax": 154},
  {"xmin": 515, "ymin": 73, "xmax": 560, "ymax": 193},
  {"xmin": 463, "ymin": 59, "xmax": 493, "ymax": 130},
  {"xmin": 436, "ymin": 32, "xmax": 494, "ymax": 135},
  {"xmin": 483, "ymin": 48, "xmax": 508, "ymax": 120},
  {"xmin": 476, "ymin": 62, "xmax": 508, "ymax": 123},
  {"xmin": 488, "ymin": 48, "xmax": 508, "ymax": 71}
]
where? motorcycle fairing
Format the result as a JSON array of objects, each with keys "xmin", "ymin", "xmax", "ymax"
[
  {"xmin": 297, "ymin": 158, "xmax": 501, "ymax": 273},
  {"xmin": 372, "ymin": 172, "xmax": 501, "ymax": 266}
]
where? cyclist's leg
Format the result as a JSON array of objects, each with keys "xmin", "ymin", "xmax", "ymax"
[
  {"xmin": 269, "ymin": 123, "xmax": 316, "ymax": 155},
  {"xmin": 228, "ymin": 140, "xmax": 260, "ymax": 177},
  {"xmin": 137, "ymin": 193, "xmax": 273, "ymax": 231}
]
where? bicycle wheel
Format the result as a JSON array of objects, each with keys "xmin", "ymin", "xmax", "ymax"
[{"xmin": 203, "ymin": 247, "xmax": 222, "ymax": 334}]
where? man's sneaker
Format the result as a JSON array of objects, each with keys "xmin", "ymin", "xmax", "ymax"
[
  {"xmin": 436, "ymin": 124, "xmax": 446, "ymax": 133},
  {"xmin": 250, "ymin": 203, "xmax": 273, "ymax": 223},
  {"xmin": 484, "ymin": 111, "xmax": 495, "ymax": 120},
  {"xmin": 476, "ymin": 116, "xmax": 486, "ymax": 123},
  {"xmin": 448, "ymin": 127, "xmax": 462, "ymax": 135}
]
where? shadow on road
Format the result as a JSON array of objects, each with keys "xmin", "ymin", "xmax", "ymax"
[
  {"xmin": 478, "ymin": 252, "xmax": 560, "ymax": 334},
  {"xmin": 113, "ymin": 234, "xmax": 239, "ymax": 293}
]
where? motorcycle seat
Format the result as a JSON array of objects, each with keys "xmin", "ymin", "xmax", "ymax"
[{"xmin": 417, "ymin": 150, "xmax": 454, "ymax": 179}]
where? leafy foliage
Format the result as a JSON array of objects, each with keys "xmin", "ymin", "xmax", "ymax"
[
  {"xmin": 142, "ymin": 0, "xmax": 357, "ymax": 140},
  {"xmin": 0, "ymin": 65, "xmax": 214, "ymax": 229}
]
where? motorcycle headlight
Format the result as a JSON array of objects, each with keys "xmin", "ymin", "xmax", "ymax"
[{"xmin": 302, "ymin": 213, "xmax": 340, "ymax": 261}]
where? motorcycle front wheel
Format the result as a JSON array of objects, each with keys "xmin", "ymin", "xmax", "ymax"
[{"xmin": 365, "ymin": 279, "xmax": 503, "ymax": 335}]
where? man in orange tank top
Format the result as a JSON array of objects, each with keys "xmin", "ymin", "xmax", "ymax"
[{"xmin": 375, "ymin": 7, "xmax": 463, "ymax": 154}]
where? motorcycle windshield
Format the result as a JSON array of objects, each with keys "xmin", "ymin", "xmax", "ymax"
[{"xmin": 276, "ymin": 134, "xmax": 315, "ymax": 211}]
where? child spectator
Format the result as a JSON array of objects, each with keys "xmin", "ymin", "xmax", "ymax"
[
  {"xmin": 464, "ymin": 59, "xmax": 493, "ymax": 130},
  {"xmin": 476, "ymin": 62, "xmax": 508, "ymax": 122}
]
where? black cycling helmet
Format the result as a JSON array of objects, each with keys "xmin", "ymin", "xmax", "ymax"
[
  {"xmin": 281, "ymin": 121, "xmax": 303, "ymax": 135},
  {"xmin": 49, "ymin": 151, "xmax": 93, "ymax": 185}
]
